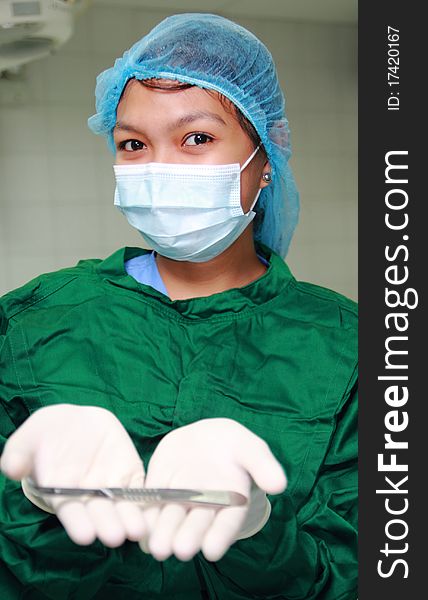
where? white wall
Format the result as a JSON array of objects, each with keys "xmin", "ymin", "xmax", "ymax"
[{"xmin": 0, "ymin": 4, "xmax": 357, "ymax": 299}]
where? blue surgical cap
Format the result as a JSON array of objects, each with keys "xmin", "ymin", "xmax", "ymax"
[{"xmin": 88, "ymin": 13, "xmax": 299, "ymax": 257}]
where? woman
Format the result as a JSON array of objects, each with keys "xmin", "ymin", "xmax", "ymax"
[{"xmin": 0, "ymin": 13, "xmax": 357, "ymax": 600}]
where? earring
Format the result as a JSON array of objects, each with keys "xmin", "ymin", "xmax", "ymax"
[{"xmin": 262, "ymin": 172, "xmax": 272, "ymax": 183}]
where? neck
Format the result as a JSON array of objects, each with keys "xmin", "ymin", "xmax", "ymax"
[{"xmin": 155, "ymin": 228, "xmax": 267, "ymax": 300}]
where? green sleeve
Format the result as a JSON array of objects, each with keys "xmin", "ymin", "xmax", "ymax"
[
  {"xmin": 196, "ymin": 384, "xmax": 358, "ymax": 600},
  {"xmin": 0, "ymin": 322, "xmax": 120, "ymax": 599}
]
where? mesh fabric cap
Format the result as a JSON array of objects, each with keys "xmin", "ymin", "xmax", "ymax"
[{"xmin": 88, "ymin": 12, "xmax": 299, "ymax": 257}]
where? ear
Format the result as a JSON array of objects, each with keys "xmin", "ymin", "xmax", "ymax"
[{"xmin": 260, "ymin": 161, "xmax": 272, "ymax": 189}]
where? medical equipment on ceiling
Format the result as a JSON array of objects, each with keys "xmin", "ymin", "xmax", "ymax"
[{"xmin": 0, "ymin": 0, "xmax": 92, "ymax": 74}]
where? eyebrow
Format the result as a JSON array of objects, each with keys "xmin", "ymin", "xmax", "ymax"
[{"xmin": 114, "ymin": 111, "xmax": 227, "ymax": 136}]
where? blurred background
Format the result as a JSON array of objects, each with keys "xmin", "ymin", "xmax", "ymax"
[{"xmin": 0, "ymin": 0, "xmax": 357, "ymax": 299}]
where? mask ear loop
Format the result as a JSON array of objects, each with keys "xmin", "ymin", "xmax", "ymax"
[
  {"xmin": 249, "ymin": 188, "xmax": 262, "ymax": 212},
  {"xmin": 240, "ymin": 143, "xmax": 261, "ymax": 172},
  {"xmin": 240, "ymin": 143, "xmax": 263, "ymax": 214}
]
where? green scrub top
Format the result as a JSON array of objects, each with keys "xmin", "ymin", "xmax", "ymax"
[{"xmin": 0, "ymin": 243, "xmax": 358, "ymax": 600}]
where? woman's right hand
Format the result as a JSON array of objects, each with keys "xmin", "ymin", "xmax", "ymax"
[{"xmin": 0, "ymin": 404, "xmax": 147, "ymax": 547}]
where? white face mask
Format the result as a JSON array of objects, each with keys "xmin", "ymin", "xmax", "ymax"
[{"xmin": 113, "ymin": 144, "xmax": 261, "ymax": 262}]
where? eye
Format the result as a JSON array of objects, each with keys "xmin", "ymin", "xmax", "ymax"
[
  {"xmin": 117, "ymin": 139, "xmax": 146, "ymax": 152},
  {"xmin": 184, "ymin": 133, "xmax": 213, "ymax": 146}
]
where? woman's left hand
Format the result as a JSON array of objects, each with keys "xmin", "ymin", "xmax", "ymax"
[{"xmin": 139, "ymin": 418, "xmax": 287, "ymax": 562}]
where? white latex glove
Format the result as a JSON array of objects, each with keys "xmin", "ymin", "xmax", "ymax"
[
  {"xmin": 0, "ymin": 404, "xmax": 147, "ymax": 547},
  {"xmin": 139, "ymin": 418, "xmax": 287, "ymax": 562}
]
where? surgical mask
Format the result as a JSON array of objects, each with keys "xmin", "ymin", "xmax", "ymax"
[{"xmin": 113, "ymin": 145, "xmax": 262, "ymax": 262}]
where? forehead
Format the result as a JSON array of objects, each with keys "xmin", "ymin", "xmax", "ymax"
[{"xmin": 116, "ymin": 79, "xmax": 237, "ymax": 125}]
